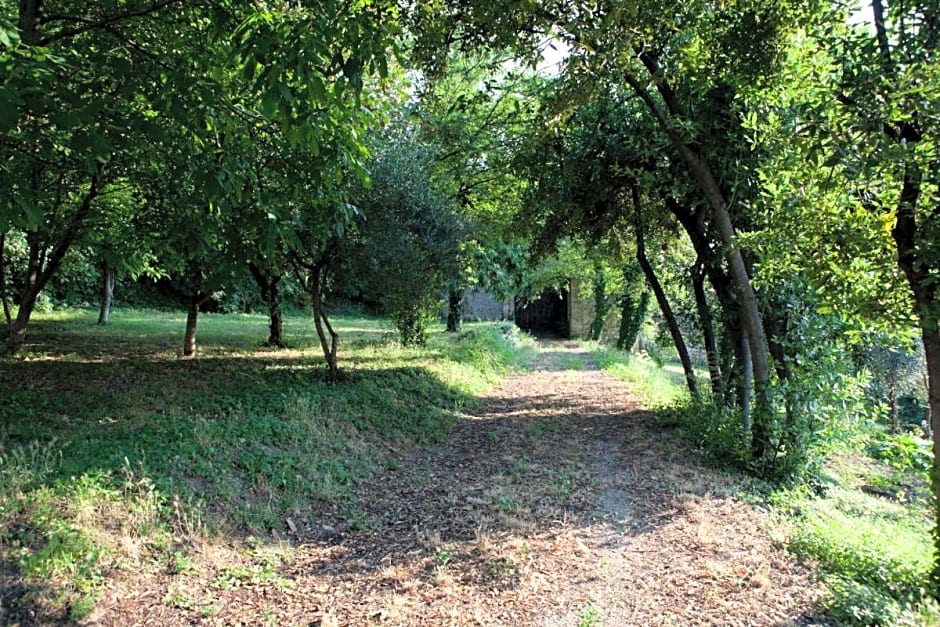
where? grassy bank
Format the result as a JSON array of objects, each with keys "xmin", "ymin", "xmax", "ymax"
[
  {"xmin": 590, "ymin": 344, "xmax": 937, "ymax": 626},
  {"xmin": 0, "ymin": 310, "xmax": 534, "ymax": 620}
]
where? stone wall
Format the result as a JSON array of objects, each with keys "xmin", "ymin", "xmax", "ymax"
[
  {"xmin": 568, "ymin": 278, "xmax": 621, "ymax": 341},
  {"xmin": 462, "ymin": 288, "xmax": 513, "ymax": 321}
]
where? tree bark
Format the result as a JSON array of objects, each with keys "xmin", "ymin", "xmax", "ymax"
[
  {"xmin": 889, "ymin": 160, "xmax": 940, "ymax": 595},
  {"xmin": 633, "ymin": 187, "xmax": 699, "ymax": 401},
  {"xmin": 692, "ymin": 257, "xmax": 723, "ymax": 398},
  {"xmin": 249, "ymin": 263, "xmax": 284, "ymax": 347},
  {"xmin": 738, "ymin": 327, "xmax": 753, "ymax": 436},
  {"xmin": 446, "ymin": 288, "xmax": 463, "ymax": 333},
  {"xmin": 5, "ymin": 168, "xmax": 103, "ymax": 353},
  {"xmin": 182, "ymin": 290, "xmax": 207, "ymax": 358},
  {"xmin": 97, "ymin": 262, "xmax": 115, "ymax": 325},
  {"xmin": 0, "ymin": 232, "xmax": 11, "ymax": 331},
  {"xmin": 309, "ymin": 263, "xmax": 338, "ymax": 375}
]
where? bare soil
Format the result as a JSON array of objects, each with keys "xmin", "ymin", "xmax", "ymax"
[{"xmin": 88, "ymin": 341, "xmax": 825, "ymax": 626}]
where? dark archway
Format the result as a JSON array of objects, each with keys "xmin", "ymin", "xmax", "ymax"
[{"xmin": 515, "ymin": 288, "xmax": 568, "ymax": 338}]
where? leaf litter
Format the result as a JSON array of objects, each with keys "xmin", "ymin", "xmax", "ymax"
[{"xmin": 93, "ymin": 341, "xmax": 826, "ymax": 626}]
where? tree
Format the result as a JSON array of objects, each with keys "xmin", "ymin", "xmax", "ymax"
[
  {"xmin": 0, "ymin": 1, "xmax": 399, "ymax": 354},
  {"xmin": 350, "ymin": 138, "xmax": 466, "ymax": 346}
]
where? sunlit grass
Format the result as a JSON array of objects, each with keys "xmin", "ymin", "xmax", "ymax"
[{"xmin": 588, "ymin": 343, "xmax": 690, "ymax": 407}]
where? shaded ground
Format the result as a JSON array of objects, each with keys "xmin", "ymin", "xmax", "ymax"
[{"xmin": 89, "ymin": 341, "xmax": 824, "ymax": 626}]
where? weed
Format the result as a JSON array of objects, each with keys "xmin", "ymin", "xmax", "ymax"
[
  {"xmin": 493, "ymin": 494, "xmax": 520, "ymax": 513},
  {"xmin": 547, "ymin": 466, "xmax": 578, "ymax": 501},
  {"xmin": 578, "ymin": 601, "xmax": 603, "ymax": 627},
  {"xmin": 511, "ymin": 456, "xmax": 531, "ymax": 478},
  {"xmin": 590, "ymin": 346, "xmax": 691, "ymax": 407},
  {"xmin": 866, "ymin": 432, "xmax": 931, "ymax": 477},
  {"xmin": 345, "ymin": 507, "xmax": 378, "ymax": 532},
  {"xmin": 434, "ymin": 545, "xmax": 457, "ymax": 570},
  {"xmin": 523, "ymin": 418, "xmax": 558, "ymax": 438},
  {"xmin": 489, "ymin": 555, "xmax": 515, "ymax": 577},
  {"xmin": 215, "ymin": 563, "xmax": 278, "ymax": 590},
  {"xmin": 776, "ymin": 460, "xmax": 932, "ymax": 625}
]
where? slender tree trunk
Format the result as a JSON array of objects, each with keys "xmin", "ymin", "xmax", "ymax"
[
  {"xmin": 5, "ymin": 168, "xmax": 103, "ymax": 353},
  {"xmin": 738, "ymin": 327, "xmax": 753, "ymax": 437},
  {"xmin": 625, "ymin": 71, "xmax": 772, "ymax": 458},
  {"xmin": 692, "ymin": 258, "xmax": 723, "ymax": 398},
  {"xmin": 633, "ymin": 187, "xmax": 699, "ymax": 401},
  {"xmin": 0, "ymin": 232, "xmax": 11, "ymax": 331},
  {"xmin": 309, "ymin": 265, "xmax": 338, "ymax": 375},
  {"xmin": 182, "ymin": 291, "xmax": 206, "ymax": 358},
  {"xmin": 97, "ymin": 262, "xmax": 115, "ymax": 325},
  {"xmin": 267, "ymin": 278, "xmax": 284, "ymax": 347},
  {"xmin": 6, "ymin": 232, "xmax": 43, "ymax": 353},
  {"xmin": 446, "ymin": 288, "xmax": 463, "ymax": 333}
]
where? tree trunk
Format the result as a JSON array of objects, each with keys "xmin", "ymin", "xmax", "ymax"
[
  {"xmin": 4, "ymin": 168, "xmax": 103, "ymax": 353},
  {"xmin": 6, "ymin": 232, "xmax": 44, "ymax": 353},
  {"xmin": 446, "ymin": 288, "xmax": 463, "ymax": 333},
  {"xmin": 182, "ymin": 291, "xmax": 206, "ymax": 358},
  {"xmin": 633, "ymin": 187, "xmax": 699, "ymax": 401},
  {"xmin": 922, "ymin": 327, "xmax": 940, "ymax": 598},
  {"xmin": 249, "ymin": 264, "xmax": 285, "ymax": 348},
  {"xmin": 97, "ymin": 262, "xmax": 115, "ymax": 325},
  {"xmin": 692, "ymin": 257, "xmax": 723, "ymax": 398},
  {"xmin": 625, "ymin": 71, "xmax": 772, "ymax": 459},
  {"xmin": 310, "ymin": 265, "xmax": 339, "ymax": 375},
  {"xmin": 889, "ymin": 161, "xmax": 940, "ymax": 596},
  {"xmin": 738, "ymin": 327, "xmax": 753, "ymax": 437},
  {"xmin": 0, "ymin": 232, "xmax": 11, "ymax": 331}
]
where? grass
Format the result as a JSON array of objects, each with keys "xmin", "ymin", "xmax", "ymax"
[
  {"xmin": 589, "ymin": 343, "xmax": 692, "ymax": 407},
  {"xmin": 0, "ymin": 308, "xmax": 534, "ymax": 620},
  {"xmin": 591, "ymin": 342, "xmax": 938, "ymax": 626},
  {"xmin": 770, "ymin": 446, "xmax": 936, "ymax": 626}
]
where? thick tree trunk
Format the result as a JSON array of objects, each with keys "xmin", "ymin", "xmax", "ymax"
[
  {"xmin": 182, "ymin": 291, "xmax": 206, "ymax": 358},
  {"xmin": 890, "ymin": 161, "xmax": 940, "ymax": 596},
  {"xmin": 922, "ymin": 327, "xmax": 940, "ymax": 597},
  {"xmin": 692, "ymin": 258, "xmax": 723, "ymax": 398},
  {"xmin": 446, "ymin": 288, "xmax": 463, "ymax": 333},
  {"xmin": 97, "ymin": 262, "xmax": 115, "ymax": 325},
  {"xmin": 633, "ymin": 188, "xmax": 699, "ymax": 401}
]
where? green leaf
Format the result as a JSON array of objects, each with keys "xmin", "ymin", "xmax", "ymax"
[{"xmin": 0, "ymin": 83, "xmax": 22, "ymax": 127}]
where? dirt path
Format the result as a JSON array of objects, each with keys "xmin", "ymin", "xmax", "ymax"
[{"xmin": 98, "ymin": 341, "xmax": 824, "ymax": 626}]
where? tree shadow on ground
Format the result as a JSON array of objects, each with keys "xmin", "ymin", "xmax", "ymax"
[{"xmin": 0, "ymin": 335, "xmax": 824, "ymax": 625}]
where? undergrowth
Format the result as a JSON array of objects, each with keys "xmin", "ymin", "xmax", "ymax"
[{"xmin": 0, "ymin": 310, "xmax": 533, "ymax": 620}]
